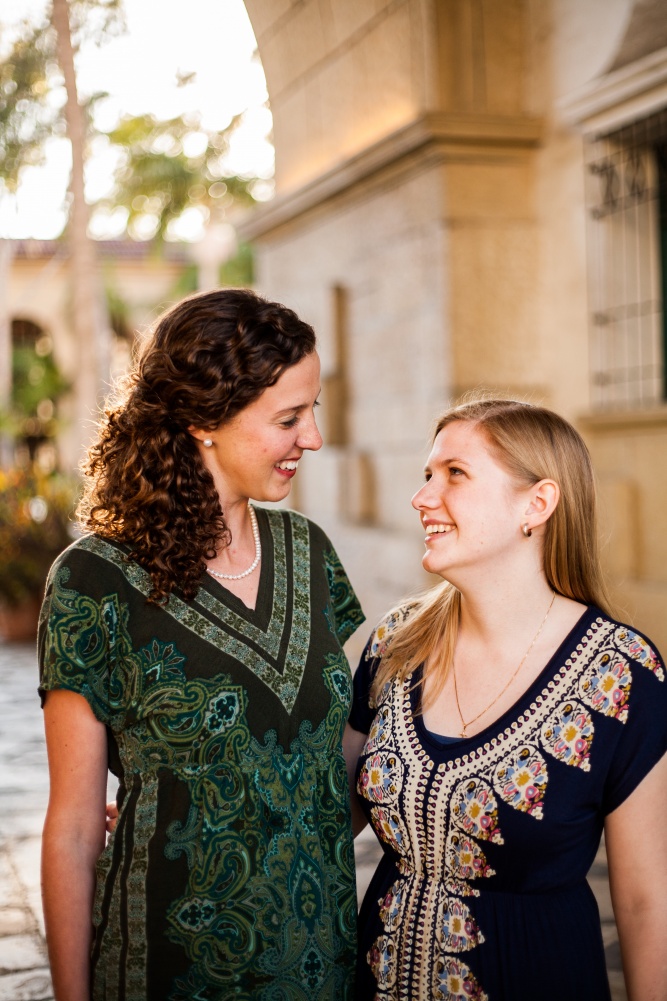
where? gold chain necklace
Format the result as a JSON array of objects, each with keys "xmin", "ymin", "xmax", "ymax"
[{"xmin": 452, "ymin": 591, "xmax": 556, "ymax": 738}]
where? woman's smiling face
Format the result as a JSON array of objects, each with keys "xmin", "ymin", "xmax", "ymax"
[
  {"xmin": 195, "ymin": 351, "xmax": 323, "ymax": 504},
  {"xmin": 411, "ymin": 420, "xmax": 531, "ymax": 584}
]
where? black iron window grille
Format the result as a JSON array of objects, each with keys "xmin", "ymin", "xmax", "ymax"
[{"xmin": 585, "ymin": 108, "xmax": 667, "ymax": 410}]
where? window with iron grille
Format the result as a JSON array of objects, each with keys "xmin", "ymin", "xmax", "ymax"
[{"xmin": 585, "ymin": 108, "xmax": 667, "ymax": 410}]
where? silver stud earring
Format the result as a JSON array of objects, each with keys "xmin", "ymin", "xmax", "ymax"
[
  {"xmin": 203, "ymin": 438, "xmax": 213, "ymax": 448},
  {"xmin": 521, "ymin": 523, "xmax": 532, "ymax": 538}
]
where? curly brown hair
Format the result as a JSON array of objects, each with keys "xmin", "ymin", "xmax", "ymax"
[{"xmin": 78, "ymin": 287, "xmax": 316, "ymax": 603}]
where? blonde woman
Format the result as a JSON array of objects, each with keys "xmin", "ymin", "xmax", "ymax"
[{"xmin": 345, "ymin": 399, "xmax": 667, "ymax": 1001}]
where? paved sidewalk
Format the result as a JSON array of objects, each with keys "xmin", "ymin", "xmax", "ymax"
[
  {"xmin": 0, "ymin": 640, "xmax": 627, "ymax": 1000},
  {"xmin": 0, "ymin": 642, "xmax": 52, "ymax": 1001}
]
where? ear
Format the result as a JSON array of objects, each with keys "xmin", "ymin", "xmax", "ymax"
[
  {"xmin": 523, "ymin": 479, "xmax": 560, "ymax": 532},
  {"xmin": 187, "ymin": 425, "xmax": 213, "ymax": 444}
]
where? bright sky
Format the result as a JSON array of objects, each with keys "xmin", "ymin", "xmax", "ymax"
[{"xmin": 0, "ymin": 0, "xmax": 273, "ymax": 240}]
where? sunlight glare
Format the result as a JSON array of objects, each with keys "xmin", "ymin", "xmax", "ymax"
[{"xmin": 0, "ymin": 0, "xmax": 272, "ymax": 239}]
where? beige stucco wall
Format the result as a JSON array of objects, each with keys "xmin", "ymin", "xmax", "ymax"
[
  {"xmin": 251, "ymin": 162, "xmax": 449, "ymax": 634},
  {"xmin": 241, "ymin": 0, "xmax": 667, "ymax": 654}
]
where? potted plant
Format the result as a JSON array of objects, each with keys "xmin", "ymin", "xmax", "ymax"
[{"xmin": 0, "ymin": 467, "xmax": 79, "ymax": 642}]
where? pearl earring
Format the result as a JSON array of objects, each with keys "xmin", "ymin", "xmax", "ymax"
[
  {"xmin": 521, "ymin": 523, "xmax": 532, "ymax": 538},
  {"xmin": 203, "ymin": 438, "xmax": 213, "ymax": 448}
]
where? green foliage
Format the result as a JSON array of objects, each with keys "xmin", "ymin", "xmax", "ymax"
[
  {"xmin": 0, "ymin": 331, "xmax": 69, "ymax": 443},
  {"xmin": 170, "ymin": 263, "xmax": 199, "ymax": 299},
  {"xmin": 220, "ymin": 241, "xmax": 254, "ymax": 287},
  {"xmin": 0, "ymin": 2, "xmax": 263, "ymax": 240},
  {"xmin": 104, "ymin": 281, "xmax": 132, "ymax": 339},
  {"xmin": 99, "ymin": 112, "xmax": 257, "ymax": 240},
  {"xmin": 10, "ymin": 342, "xmax": 68, "ymax": 436},
  {"xmin": 0, "ymin": 18, "xmax": 60, "ymax": 191},
  {"xmin": 65, "ymin": 0, "xmax": 125, "ymax": 48},
  {"xmin": 0, "ymin": 467, "xmax": 79, "ymax": 605},
  {"xmin": 0, "ymin": 1, "xmax": 125, "ymax": 192}
]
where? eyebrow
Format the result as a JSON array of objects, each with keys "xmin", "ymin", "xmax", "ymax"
[
  {"xmin": 273, "ymin": 390, "xmax": 321, "ymax": 417},
  {"xmin": 424, "ymin": 456, "xmax": 471, "ymax": 472}
]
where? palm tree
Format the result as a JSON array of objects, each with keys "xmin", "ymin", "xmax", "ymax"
[{"xmin": 51, "ymin": 0, "xmax": 111, "ymax": 459}]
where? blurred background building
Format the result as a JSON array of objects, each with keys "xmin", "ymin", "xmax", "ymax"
[
  {"xmin": 238, "ymin": 0, "xmax": 667, "ymax": 654},
  {"xmin": 2, "ymin": 0, "xmax": 666, "ymax": 654}
]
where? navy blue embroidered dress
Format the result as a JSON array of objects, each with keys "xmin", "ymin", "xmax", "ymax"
[
  {"xmin": 39, "ymin": 507, "xmax": 364, "ymax": 1001},
  {"xmin": 349, "ymin": 605, "xmax": 667, "ymax": 1001}
]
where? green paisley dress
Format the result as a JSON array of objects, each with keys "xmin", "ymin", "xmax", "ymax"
[{"xmin": 38, "ymin": 506, "xmax": 365, "ymax": 1001}]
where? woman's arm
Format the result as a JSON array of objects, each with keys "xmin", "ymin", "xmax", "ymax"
[
  {"xmin": 342, "ymin": 723, "xmax": 368, "ymax": 837},
  {"xmin": 42, "ymin": 690, "xmax": 109, "ymax": 1001},
  {"xmin": 605, "ymin": 750, "xmax": 667, "ymax": 1001}
]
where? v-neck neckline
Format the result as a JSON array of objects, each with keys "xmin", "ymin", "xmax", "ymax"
[
  {"xmin": 198, "ymin": 506, "xmax": 274, "ymax": 625},
  {"xmin": 79, "ymin": 513, "xmax": 316, "ymax": 713},
  {"xmin": 413, "ymin": 604, "xmax": 596, "ymax": 753}
]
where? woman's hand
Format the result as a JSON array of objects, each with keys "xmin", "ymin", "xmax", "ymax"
[
  {"xmin": 605, "ymin": 750, "xmax": 667, "ymax": 1001},
  {"xmin": 106, "ymin": 801, "xmax": 118, "ymax": 834}
]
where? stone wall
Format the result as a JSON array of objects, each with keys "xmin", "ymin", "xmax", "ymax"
[{"xmin": 241, "ymin": 0, "xmax": 667, "ymax": 653}]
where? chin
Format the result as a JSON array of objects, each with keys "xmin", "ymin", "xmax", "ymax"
[
  {"xmin": 259, "ymin": 482, "xmax": 293, "ymax": 504},
  {"xmin": 422, "ymin": 553, "xmax": 442, "ymax": 576}
]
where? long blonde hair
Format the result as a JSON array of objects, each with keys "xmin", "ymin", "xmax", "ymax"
[{"xmin": 371, "ymin": 398, "xmax": 614, "ymax": 702}]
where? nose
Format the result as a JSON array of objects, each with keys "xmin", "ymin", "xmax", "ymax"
[
  {"xmin": 411, "ymin": 481, "xmax": 433, "ymax": 512},
  {"xmin": 297, "ymin": 411, "xmax": 323, "ymax": 452}
]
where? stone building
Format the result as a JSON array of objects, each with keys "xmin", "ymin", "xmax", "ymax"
[{"xmin": 240, "ymin": 0, "xmax": 667, "ymax": 653}]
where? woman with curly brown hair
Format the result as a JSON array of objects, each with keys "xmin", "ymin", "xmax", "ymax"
[{"xmin": 38, "ymin": 288, "xmax": 365, "ymax": 1001}]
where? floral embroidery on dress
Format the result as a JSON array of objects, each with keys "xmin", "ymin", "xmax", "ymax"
[
  {"xmin": 366, "ymin": 605, "xmax": 417, "ymax": 660},
  {"xmin": 378, "ymin": 879, "xmax": 406, "ymax": 932},
  {"xmin": 578, "ymin": 649, "xmax": 632, "ymax": 722},
  {"xmin": 436, "ymin": 895, "xmax": 484, "ymax": 952},
  {"xmin": 365, "ymin": 705, "xmax": 393, "ymax": 753},
  {"xmin": 358, "ymin": 752, "xmax": 404, "ymax": 804},
  {"xmin": 370, "ymin": 806, "xmax": 410, "ymax": 858},
  {"xmin": 357, "ymin": 612, "xmax": 665, "ymax": 1000},
  {"xmin": 541, "ymin": 701, "xmax": 594, "ymax": 770},
  {"xmin": 368, "ymin": 934, "xmax": 398, "ymax": 992},
  {"xmin": 445, "ymin": 833, "xmax": 495, "ymax": 889},
  {"xmin": 493, "ymin": 744, "xmax": 548, "ymax": 818},
  {"xmin": 433, "ymin": 956, "xmax": 489, "ymax": 1001},
  {"xmin": 614, "ymin": 626, "xmax": 665, "ymax": 681},
  {"xmin": 451, "ymin": 778, "xmax": 503, "ymax": 844}
]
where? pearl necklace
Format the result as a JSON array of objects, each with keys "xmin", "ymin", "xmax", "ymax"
[
  {"xmin": 207, "ymin": 504, "xmax": 261, "ymax": 581},
  {"xmin": 452, "ymin": 591, "xmax": 557, "ymax": 738}
]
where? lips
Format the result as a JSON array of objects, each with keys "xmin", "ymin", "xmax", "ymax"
[
  {"xmin": 275, "ymin": 459, "xmax": 299, "ymax": 478},
  {"xmin": 424, "ymin": 523, "xmax": 454, "ymax": 535}
]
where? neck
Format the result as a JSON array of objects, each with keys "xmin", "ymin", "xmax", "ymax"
[
  {"xmin": 219, "ymin": 496, "xmax": 252, "ymax": 534},
  {"xmin": 457, "ymin": 572, "xmax": 555, "ymax": 643}
]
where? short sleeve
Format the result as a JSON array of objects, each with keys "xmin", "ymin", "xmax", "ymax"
[
  {"xmin": 38, "ymin": 547, "xmax": 112, "ymax": 725},
  {"xmin": 348, "ymin": 635, "xmax": 380, "ymax": 734},
  {"xmin": 322, "ymin": 544, "xmax": 365, "ymax": 646},
  {"xmin": 601, "ymin": 625, "xmax": 667, "ymax": 814},
  {"xmin": 348, "ymin": 605, "xmax": 415, "ymax": 733}
]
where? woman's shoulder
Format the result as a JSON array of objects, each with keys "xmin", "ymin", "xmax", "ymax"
[
  {"xmin": 46, "ymin": 533, "xmax": 137, "ymax": 593},
  {"xmin": 365, "ymin": 602, "xmax": 419, "ymax": 662},
  {"xmin": 587, "ymin": 607, "xmax": 664, "ymax": 681},
  {"xmin": 257, "ymin": 505, "xmax": 336, "ymax": 550}
]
